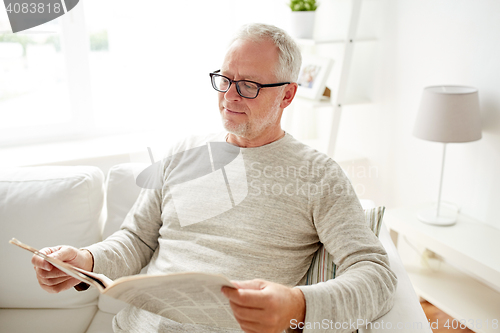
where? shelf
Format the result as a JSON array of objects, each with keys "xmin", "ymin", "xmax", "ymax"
[
  {"xmin": 385, "ymin": 205, "xmax": 500, "ymax": 291},
  {"xmin": 405, "ymin": 258, "xmax": 500, "ymax": 333},
  {"xmin": 291, "ymin": 0, "xmax": 377, "ymax": 158},
  {"xmin": 385, "ymin": 205, "xmax": 500, "ymax": 333}
]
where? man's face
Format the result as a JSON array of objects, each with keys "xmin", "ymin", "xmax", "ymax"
[{"xmin": 218, "ymin": 38, "xmax": 286, "ymax": 140}]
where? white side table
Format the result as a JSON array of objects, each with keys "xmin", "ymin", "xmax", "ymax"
[{"xmin": 385, "ymin": 206, "xmax": 500, "ymax": 333}]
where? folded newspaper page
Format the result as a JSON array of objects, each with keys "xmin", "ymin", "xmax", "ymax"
[{"xmin": 10, "ymin": 238, "xmax": 239, "ymax": 328}]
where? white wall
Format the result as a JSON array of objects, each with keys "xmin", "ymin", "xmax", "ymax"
[
  {"xmin": 341, "ymin": 0, "xmax": 500, "ymax": 229},
  {"xmin": 82, "ymin": 0, "xmax": 292, "ymax": 138}
]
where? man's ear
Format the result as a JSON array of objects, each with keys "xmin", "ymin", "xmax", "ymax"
[{"xmin": 280, "ymin": 83, "xmax": 298, "ymax": 109}]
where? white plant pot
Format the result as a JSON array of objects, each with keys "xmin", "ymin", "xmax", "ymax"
[{"xmin": 290, "ymin": 11, "xmax": 316, "ymax": 39}]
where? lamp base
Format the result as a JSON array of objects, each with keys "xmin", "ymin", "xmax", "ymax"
[{"xmin": 417, "ymin": 205, "xmax": 457, "ymax": 226}]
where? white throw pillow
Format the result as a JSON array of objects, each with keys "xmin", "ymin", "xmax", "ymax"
[
  {"xmin": 99, "ymin": 163, "xmax": 148, "ymax": 314},
  {"xmin": 102, "ymin": 163, "xmax": 148, "ymax": 239},
  {"xmin": 0, "ymin": 166, "xmax": 104, "ymax": 308}
]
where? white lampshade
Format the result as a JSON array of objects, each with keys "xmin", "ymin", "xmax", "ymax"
[{"xmin": 413, "ymin": 86, "xmax": 482, "ymax": 143}]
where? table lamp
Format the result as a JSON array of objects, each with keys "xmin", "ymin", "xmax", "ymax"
[{"xmin": 412, "ymin": 86, "xmax": 482, "ymax": 226}]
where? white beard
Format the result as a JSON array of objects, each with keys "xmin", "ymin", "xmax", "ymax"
[{"xmin": 221, "ymin": 92, "xmax": 283, "ymax": 140}]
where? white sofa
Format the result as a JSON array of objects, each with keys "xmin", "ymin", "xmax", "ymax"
[{"xmin": 0, "ymin": 164, "xmax": 431, "ymax": 333}]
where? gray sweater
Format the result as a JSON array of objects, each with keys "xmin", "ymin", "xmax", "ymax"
[{"xmin": 87, "ymin": 132, "xmax": 397, "ymax": 333}]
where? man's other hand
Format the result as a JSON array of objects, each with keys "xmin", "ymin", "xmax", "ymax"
[
  {"xmin": 31, "ymin": 246, "xmax": 94, "ymax": 294},
  {"xmin": 221, "ymin": 279, "xmax": 306, "ymax": 333}
]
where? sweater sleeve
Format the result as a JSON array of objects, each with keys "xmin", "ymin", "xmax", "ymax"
[
  {"xmin": 84, "ymin": 186, "xmax": 163, "ymax": 280},
  {"xmin": 296, "ymin": 162, "xmax": 397, "ymax": 333}
]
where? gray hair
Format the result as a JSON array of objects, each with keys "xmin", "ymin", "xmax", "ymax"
[{"xmin": 230, "ymin": 23, "xmax": 302, "ymax": 82}]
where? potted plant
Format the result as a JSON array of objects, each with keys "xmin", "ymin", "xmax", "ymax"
[{"xmin": 289, "ymin": 0, "xmax": 318, "ymax": 39}]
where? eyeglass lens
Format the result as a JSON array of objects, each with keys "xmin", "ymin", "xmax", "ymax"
[{"xmin": 212, "ymin": 75, "xmax": 259, "ymax": 98}]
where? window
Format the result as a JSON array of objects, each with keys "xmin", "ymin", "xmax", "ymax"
[
  {"xmin": 0, "ymin": 16, "xmax": 73, "ymax": 145},
  {"xmin": 1, "ymin": 0, "xmax": 287, "ymax": 147}
]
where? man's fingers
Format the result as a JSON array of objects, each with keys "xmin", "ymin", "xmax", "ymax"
[
  {"xmin": 231, "ymin": 279, "xmax": 266, "ymax": 290},
  {"xmin": 237, "ymin": 318, "xmax": 264, "ymax": 333},
  {"xmin": 222, "ymin": 279, "xmax": 269, "ymax": 309},
  {"xmin": 222, "ymin": 286, "xmax": 267, "ymax": 309},
  {"xmin": 31, "ymin": 245, "xmax": 90, "ymax": 294},
  {"xmin": 31, "ymin": 255, "xmax": 52, "ymax": 271},
  {"xmin": 37, "ymin": 274, "xmax": 73, "ymax": 287},
  {"xmin": 223, "ymin": 279, "xmax": 304, "ymax": 333},
  {"xmin": 31, "ymin": 246, "xmax": 62, "ymax": 271},
  {"xmin": 49, "ymin": 246, "xmax": 78, "ymax": 262},
  {"xmin": 229, "ymin": 300, "xmax": 283, "ymax": 329},
  {"xmin": 39, "ymin": 277, "xmax": 80, "ymax": 294},
  {"xmin": 228, "ymin": 300, "xmax": 265, "ymax": 322},
  {"xmin": 35, "ymin": 266, "xmax": 70, "ymax": 279},
  {"xmin": 32, "ymin": 246, "xmax": 79, "ymax": 272}
]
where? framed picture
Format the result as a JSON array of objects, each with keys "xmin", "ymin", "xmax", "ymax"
[{"xmin": 296, "ymin": 55, "xmax": 333, "ymax": 100}]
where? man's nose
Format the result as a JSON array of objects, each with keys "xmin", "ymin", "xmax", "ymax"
[{"xmin": 224, "ymin": 82, "xmax": 241, "ymax": 101}]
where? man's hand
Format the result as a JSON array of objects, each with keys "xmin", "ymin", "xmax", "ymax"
[
  {"xmin": 31, "ymin": 246, "xmax": 94, "ymax": 294},
  {"xmin": 221, "ymin": 279, "xmax": 306, "ymax": 333}
]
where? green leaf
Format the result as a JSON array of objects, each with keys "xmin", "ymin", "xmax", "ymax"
[{"xmin": 289, "ymin": 0, "xmax": 318, "ymax": 11}]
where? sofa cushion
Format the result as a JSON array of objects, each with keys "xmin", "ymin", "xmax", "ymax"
[
  {"xmin": 99, "ymin": 163, "xmax": 147, "ymax": 314},
  {"xmin": 0, "ymin": 166, "xmax": 104, "ymax": 308},
  {"xmin": 102, "ymin": 163, "xmax": 147, "ymax": 239},
  {"xmin": 85, "ymin": 309, "xmax": 116, "ymax": 333},
  {"xmin": 357, "ymin": 224, "xmax": 429, "ymax": 333},
  {"xmin": 0, "ymin": 306, "xmax": 97, "ymax": 333}
]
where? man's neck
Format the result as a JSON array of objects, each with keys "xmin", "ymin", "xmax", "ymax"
[{"xmin": 227, "ymin": 129, "xmax": 285, "ymax": 148}]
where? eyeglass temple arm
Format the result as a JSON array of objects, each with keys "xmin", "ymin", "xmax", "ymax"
[{"xmin": 261, "ymin": 82, "xmax": 291, "ymax": 88}]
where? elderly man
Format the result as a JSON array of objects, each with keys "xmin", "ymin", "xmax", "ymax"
[{"xmin": 32, "ymin": 23, "xmax": 396, "ymax": 333}]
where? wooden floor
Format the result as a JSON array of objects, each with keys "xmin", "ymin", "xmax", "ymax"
[{"xmin": 420, "ymin": 301, "xmax": 474, "ymax": 333}]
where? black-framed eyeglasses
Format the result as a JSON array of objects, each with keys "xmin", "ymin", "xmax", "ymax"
[{"xmin": 209, "ymin": 70, "xmax": 290, "ymax": 99}]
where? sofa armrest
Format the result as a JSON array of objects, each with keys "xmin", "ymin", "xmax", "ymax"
[{"xmin": 359, "ymin": 223, "xmax": 431, "ymax": 333}]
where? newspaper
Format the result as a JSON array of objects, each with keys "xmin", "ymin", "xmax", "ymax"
[{"xmin": 10, "ymin": 238, "xmax": 239, "ymax": 328}]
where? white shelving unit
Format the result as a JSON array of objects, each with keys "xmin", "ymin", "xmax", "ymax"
[
  {"xmin": 287, "ymin": 0, "xmax": 376, "ymax": 159},
  {"xmin": 385, "ymin": 205, "xmax": 500, "ymax": 333}
]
